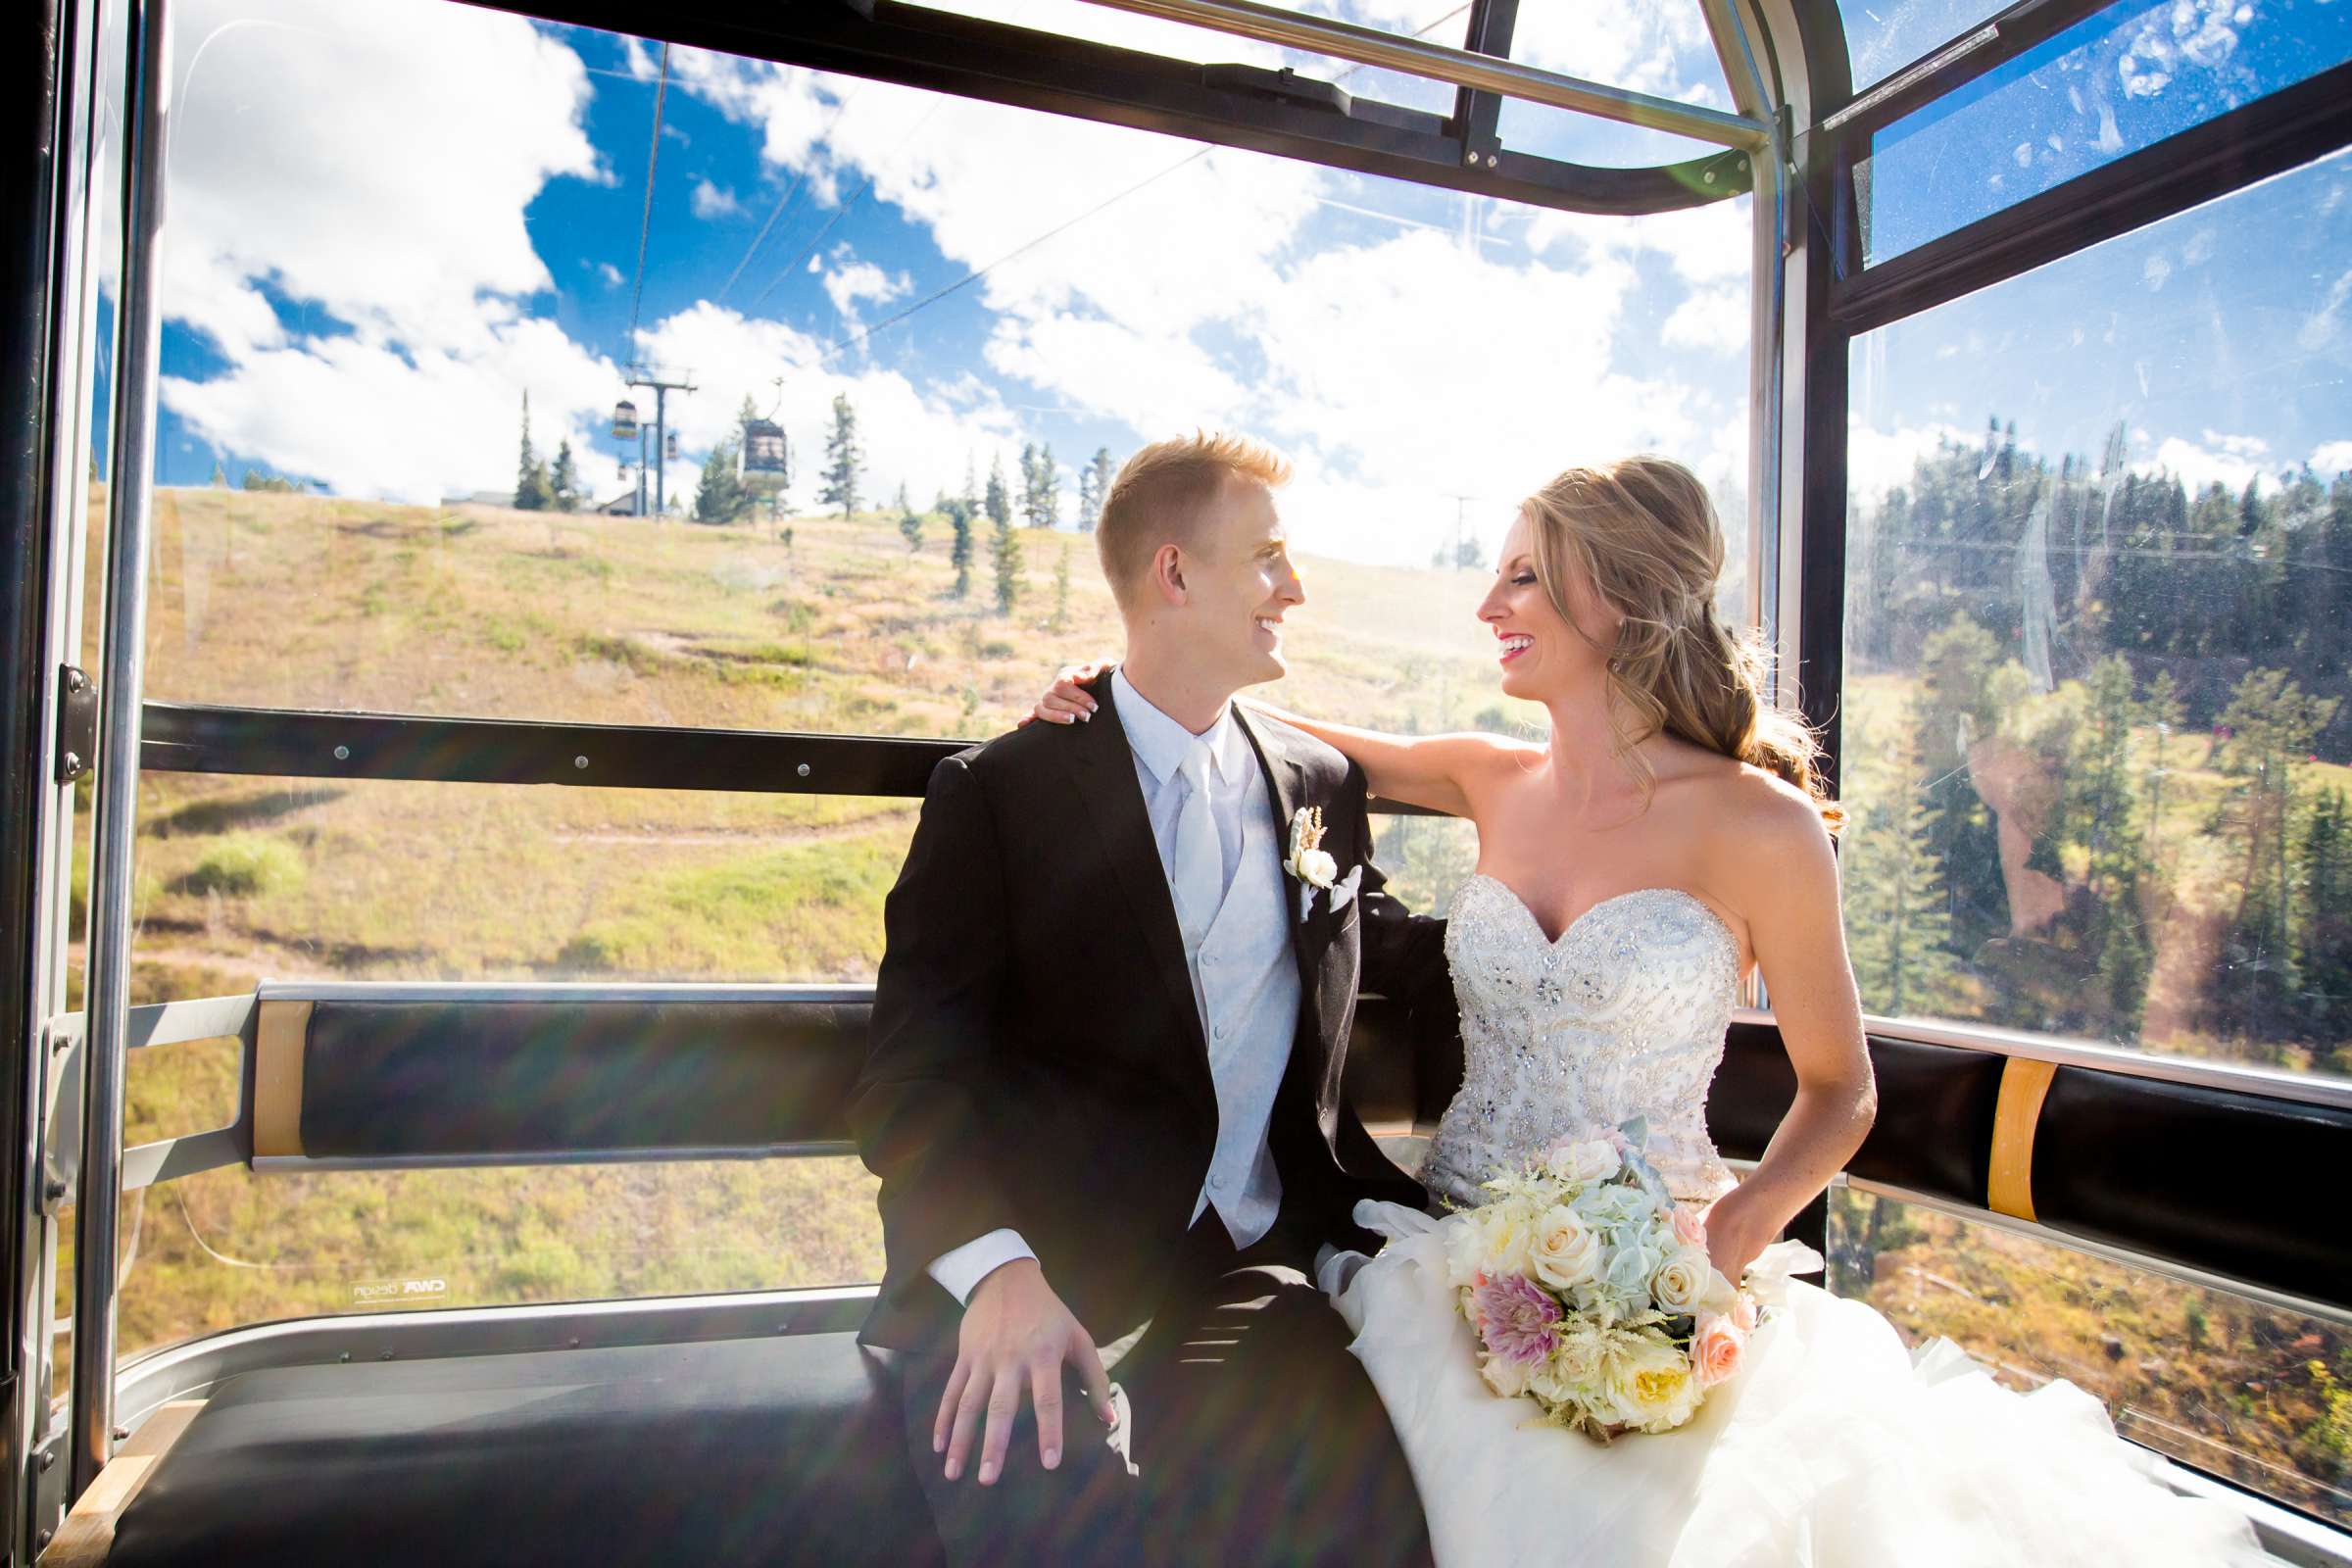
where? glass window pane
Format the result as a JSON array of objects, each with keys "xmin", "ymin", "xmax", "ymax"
[
  {"xmin": 1838, "ymin": 0, "xmax": 2010, "ymax": 91},
  {"xmin": 1860, "ymin": 0, "xmax": 2352, "ymax": 263},
  {"xmin": 1828, "ymin": 1186, "xmax": 2351, "ymax": 1528},
  {"xmin": 1500, "ymin": 3, "xmax": 1740, "ymax": 167},
  {"xmin": 149, "ymin": 2, "xmax": 1751, "ymax": 740},
  {"xmin": 1842, "ymin": 149, "xmax": 2352, "ymax": 1079},
  {"xmin": 117, "ymin": 1157, "xmax": 883, "ymax": 1365},
  {"xmin": 132, "ymin": 775, "xmax": 919, "ymax": 987}
]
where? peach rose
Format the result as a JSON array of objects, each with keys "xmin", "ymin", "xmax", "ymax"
[
  {"xmin": 1691, "ymin": 1312, "xmax": 1747, "ymax": 1388},
  {"xmin": 1671, "ymin": 1204, "xmax": 1708, "ymax": 1250}
]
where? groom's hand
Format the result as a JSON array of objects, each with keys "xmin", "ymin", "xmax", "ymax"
[{"xmin": 936, "ymin": 1258, "xmax": 1115, "ymax": 1486}]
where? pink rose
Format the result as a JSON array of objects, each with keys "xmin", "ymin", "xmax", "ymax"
[
  {"xmin": 1470, "ymin": 1272, "xmax": 1562, "ymax": 1366},
  {"xmin": 1671, "ymin": 1204, "xmax": 1707, "ymax": 1250},
  {"xmin": 1730, "ymin": 1294, "xmax": 1759, "ymax": 1334},
  {"xmin": 1691, "ymin": 1312, "xmax": 1747, "ymax": 1388}
]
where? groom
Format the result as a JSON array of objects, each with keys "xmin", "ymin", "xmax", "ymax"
[{"xmin": 852, "ymin": 433, "xmax": 1442, "ymax": 1567}]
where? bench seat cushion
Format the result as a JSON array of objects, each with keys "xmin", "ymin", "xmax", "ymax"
[{"xmin": 107, "ymin": 1334, "xmax": 942, "ymax": 1567}]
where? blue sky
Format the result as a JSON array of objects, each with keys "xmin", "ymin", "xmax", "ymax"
[{"xmin": 116, "ymin": 0, "xmax": 2349, "ymax": 566}]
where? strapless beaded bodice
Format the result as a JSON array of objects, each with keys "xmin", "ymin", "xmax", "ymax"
[{"xmin": 1421, "ymin": 875, "xmax": 1743, "ymax": 1207}]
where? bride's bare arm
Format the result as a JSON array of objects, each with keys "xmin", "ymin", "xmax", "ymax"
[
  {"xmin": 1701, "ymin": 779, "xmax": 1877, "ymax": 1280},
  {"xmin": 1024, "ymin": 661, "xmax": 1512, "ymax": 817}
]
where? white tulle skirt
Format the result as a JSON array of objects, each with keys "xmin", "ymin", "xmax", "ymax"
[{"xmin": 1334, "ymin": 1200, "xmax": 2280, "ymax": 1568}]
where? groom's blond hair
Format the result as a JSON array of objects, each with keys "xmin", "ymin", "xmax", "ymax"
[{"xmin": 1097, "ymin": 432, "xmax": 1292, "ymax": 612}]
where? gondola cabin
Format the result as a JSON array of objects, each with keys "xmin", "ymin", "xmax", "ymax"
[
  {"xmin": 1, "ymin": 0, "xmax": 2347, "ymax": 1563},
  {"xmin": 740, "ymin": 418, "xmax": 790, "ymax": 494}
]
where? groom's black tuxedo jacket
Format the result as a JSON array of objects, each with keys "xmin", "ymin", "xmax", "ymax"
[{"xmin": 852, "ymin": 672, "xmax": 1446, "ymax": 1352}]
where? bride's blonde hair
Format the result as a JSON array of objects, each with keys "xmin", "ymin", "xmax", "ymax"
[{"xmin": 1521, "ymin": 456, "xmax": 1841, "ymax": 832}]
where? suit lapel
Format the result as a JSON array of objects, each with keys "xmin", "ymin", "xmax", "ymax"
[
  {"xmin": 1067, "ymin": 676, "xmax": 1211, "ymax": 1078},
  {"xmin": 1232, "ymin": 705, "xmax": 1323, "ymax": 996}
]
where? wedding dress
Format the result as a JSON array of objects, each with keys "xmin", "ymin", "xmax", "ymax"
[{"xmin": 1334, "ymin": 874, "xmax": 2280, "ymax": 1568}]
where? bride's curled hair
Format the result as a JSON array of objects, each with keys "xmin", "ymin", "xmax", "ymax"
[{"xmin": 1521, "ymin": 456, "xmax": 1840, "ymax": 832}]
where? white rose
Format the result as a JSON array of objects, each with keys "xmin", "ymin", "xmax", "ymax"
[
  {"xmin": 1443, "ymin": 1214, "xmax": 1490, "ymax": 1290},
  {"xmin": 1650, "ymin": 1247, "xmax": 1711, "ymax": 1314},
  {"xmin": 1544, "ymin": 1138, "xmax": 1621, "ymax": 1186},
  {"xmin": 1480, "ymin": 1352, "xmax": 1532, "ymax": 1398},
  {"xmin": 1297, "ymin": 848, "xmax": 1339, "ymax": 888},
  {"xmin": 1610, "ymin": 1334, "xmax": 1702, "ymax": 1433},
  {"xmin": 1528, "ymin": 1206, "xmax": 1602, "ymax": 1292}
]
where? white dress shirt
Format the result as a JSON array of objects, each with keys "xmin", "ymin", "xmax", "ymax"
[{"xmin": 927, "ymin": 668, "xmax": 1303, "ymax": 1304}]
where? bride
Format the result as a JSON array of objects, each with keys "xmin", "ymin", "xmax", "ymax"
[{"xmin": 1029, "ymin": 456, "xmax": 2278, "ymax": 1567}]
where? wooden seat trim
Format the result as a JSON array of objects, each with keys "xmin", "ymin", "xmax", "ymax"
[{"xmin": 40, "ymin": 1400, "xmax": 207, "ymax": 1568}]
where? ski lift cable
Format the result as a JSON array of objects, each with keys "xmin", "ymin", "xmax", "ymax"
[
  {"xmin": 716, "ymin": 83, "xmax": 866, "ymax": 305},
  {"xmin": 808, "ymin": 2, "xmax": 1472, "ymax": 366},
  {"xmin": 625, "ymin": 41, "xmax": 673, "ymax": 359},
  {"xmin": 750, "ymin": 170, "xmax": 881, "ymax": 310}
]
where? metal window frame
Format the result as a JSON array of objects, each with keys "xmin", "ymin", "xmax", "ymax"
[{"xmin": 479, "ymin": 0, "xmax": 1760, "ymax": 217}]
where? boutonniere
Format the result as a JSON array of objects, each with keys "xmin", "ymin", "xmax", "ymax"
[{"xmin": 1285, "ymin": 806, "xmax": 1363, "ymax": 919}]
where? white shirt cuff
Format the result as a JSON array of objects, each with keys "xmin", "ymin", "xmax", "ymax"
[{"xmin": 927, "ymin": 1228, "xmax": 1036, "ymax": 1305}]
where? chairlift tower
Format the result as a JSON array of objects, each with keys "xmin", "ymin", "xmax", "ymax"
[{"xmin": 623, "ymin": 367, "xmax": 696, "ymax": 519}]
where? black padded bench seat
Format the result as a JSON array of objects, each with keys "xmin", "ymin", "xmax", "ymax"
[{"xmin": 106, "ymin": 1335, "xmax": 946, "ymax": 1567}]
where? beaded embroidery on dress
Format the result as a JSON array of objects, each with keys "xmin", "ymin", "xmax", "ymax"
[
  {"xmin": 1328, "ymin": 872, "xmax": 2281, "ymax": 1568},
  {"xmin": 1422, "ymin": 876, "xmax": 1740, "ymax": 1210}
]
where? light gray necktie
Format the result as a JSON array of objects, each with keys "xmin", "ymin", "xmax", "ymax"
[{"xmin": 1170, "ymin": 746, "xmax": 1223, "ymax": 950}]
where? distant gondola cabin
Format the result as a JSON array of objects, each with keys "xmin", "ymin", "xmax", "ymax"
[
  {"xmin": 740, "ymin": 418, "xmax": 788, "ymax": 492},
  {"xmin": 611, "ymin": 399, "xmax": 638, "ymax": 441}
]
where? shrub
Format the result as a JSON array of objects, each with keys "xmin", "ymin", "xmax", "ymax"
[{"xmin": 177, "ymin": 835, "xmax": 304, "ymax": 898}]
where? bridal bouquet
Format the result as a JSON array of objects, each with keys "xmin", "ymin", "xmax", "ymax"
[{"xmin": 1445, "ymin": 1119, "xmax": 1799, "ymax": 1441}]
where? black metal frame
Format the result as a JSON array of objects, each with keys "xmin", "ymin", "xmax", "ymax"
[
  {"xmin": 479, "ymin": 0, "xmax": 1751, "ymax": 217},
  {"xmin": 1, "ymin": 0, "xmax": 73, "ymax": 1552}
]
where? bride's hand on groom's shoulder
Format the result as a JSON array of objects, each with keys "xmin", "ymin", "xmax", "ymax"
[
  {"xmin": 937, "ymin": 1258, "xmax": 1116, "ymax": 1487},
  {"xmin": 1017, "ymin": 661, "xmax": 1110, "ymax": 727}
]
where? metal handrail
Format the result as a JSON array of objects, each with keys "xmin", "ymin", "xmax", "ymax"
[
  {"xmin": 70, "ymin": 0, "xmax": 170, "ymax": 1504},
  {"xmin": 1077, "ymin": 0, "xmax": 1772, "ymax": 150}
]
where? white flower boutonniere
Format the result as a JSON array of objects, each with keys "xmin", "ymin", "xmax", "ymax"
[{"xmin": 1285, "ymin": 806, "xmax": 1357, "ymax": 919}]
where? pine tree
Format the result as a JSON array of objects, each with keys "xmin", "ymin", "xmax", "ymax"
[
  {"xmin": 1020, "ymin": 444, "xmax": 1059, "ymax": 529},
  {"xmin": 1050, "ymin": 541, "xmax": 1072, "ymax": 631},
  {"xmin": 946, "ymin": 497, "xmax": 974, "ymax": 600},
  {"xmin": 2300, "ymin": 787, "xmax": 2352, "ymax": 1051},
  {"xmin": 2072, "ymin": 655, "xmax": 2151, "ymax": 1032},
  {"xmin": 897, "ymin": 482, "xmax": 923, "ymax": 552},
  {"xmin": 1079, "ymin": 447, "xmax": 1114, "ymax": 533},
  {"xmin": 2208, "ymin": 669, "xmax": 2339, "ymax": 1052},
  {"xmin": 819, "ymin": 393, "xmax": 862, "ymax": 521},
  {"xmin": 692, "ymin": 436, "xmax": 747, "ymax": 524},
  {"xmin": 514, "ymin": 392, "xmax": 555, "ymax": 512},
  {"xmin": 550, "ymin": 439, "xmax": 580, "ymax": 514},
  {"xmin": 1909, "ymin": 613, "xmax": 2006, "ymax": 957},
  {"xmin": 985, "ymin": 454, "xmax": 1010, "ymax": 532},
  {"xmin": 992, "ymin": 501, "xmax": 1024, "ymax": 613},
  {"xmin": 1842, "ymin": 721, "xmax": 1960, "ymax": 1017},
  {"xmin": 209, "ymin": 459, "xmax": 227, "ymax": 488}
]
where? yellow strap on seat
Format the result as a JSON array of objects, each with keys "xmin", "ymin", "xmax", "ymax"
[
  {"xmin": 252, "ymin": 999, "xmax": 313, "ymax": 1158},
  {"xmin": 1986, "ymin": 1057, "xmax": 2057, "ymax": 1222}
]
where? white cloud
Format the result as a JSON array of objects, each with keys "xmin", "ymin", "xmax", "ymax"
[
  {"xmin": 1846, "ymin": 417, "xmax": 1972, "ymax": 514},
  {"xmin": 1661, "ymin": 286, "xmax": 1746, "ymax": 353},
  {"xmin": 158, "ymin": 0, "xmax": 620, "ymax": 500},
  {"xmin": 163, "ymin": 0, "xmax": 602, "ymax": 361},
  {"xmin": 820, "ymin": 259, "xmax": 909, "ymax": 319},
  {"xmin": 2139, "ymin": 432, "xmax": 2278, "ymax": 497},
  {"xmin": 2314, "ymin": 440, "xmax": 2352, "ymax": 476},
  {"xmin": 598, "ymin": 262, "xmax": 624, "ymax": 287},
  {"xmin": 690, "ymin": 177, "xmax": 743, "ymax": 220},
  {"xmin": 165, "ymin": 318, "xmax": 622, "ymax": 504},
  {"xmin": 634, "ymin": 302, "xmax": 1025, "ymax": 511}
]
